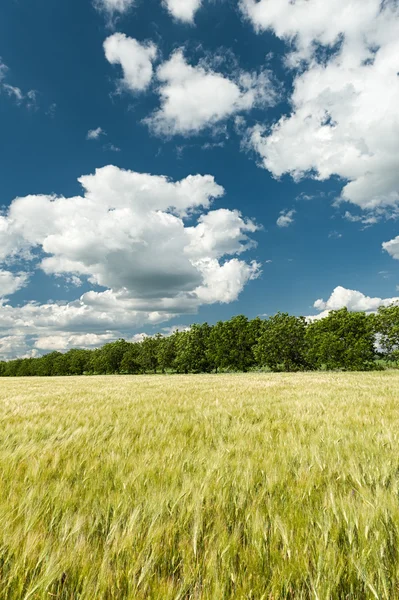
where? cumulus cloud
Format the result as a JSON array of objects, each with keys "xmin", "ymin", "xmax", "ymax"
[
  {"xmin": 162, "ymin": 0, "xmax": 202, "ymax": 23},
  {"xmin": 277, "ymin": 209, "xmax": 295, "ymax": 228},
  {"xmin": 34, "ymin": 332, "xmax": 116, "ymax": 352},
  {"xmin": 0, "ymin": 166, "xmax": 261, "ymax": 359},
  {"xmin": 243, "ymin": 0, "xmax": 399, "ymax": 213},
  {"xmin": 145, "ymin": 49, "xmax": 276, "ymax": 135},
  {"xmin": 87, "ymin": 127, "xmax": 105, "ymax": 140},
  {"xmin": 186, "ymin": 209, "xmax": 259, "ymax": 258},
  {"xmin": 0, "ymin": 336, "xmax": 39, "ymax": 361},
  {"xmin": 104, "ymin": 34, "xmax": 157, "ymax": 92},
  {"xmin": 0, "ymin": 270, "xmax": 30, "ymax": 298},
  {"xmin": 382, "ymin": 236, "xmax": 399, "ymax": 261},
  {"xmin": 314, "ymin": 286, "xmax": 399, "ymax": 313}
]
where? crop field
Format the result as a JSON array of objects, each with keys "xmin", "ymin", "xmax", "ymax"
[{"xmin": 1, "ymin": 373, "xmax": 399, "ymax": 599}]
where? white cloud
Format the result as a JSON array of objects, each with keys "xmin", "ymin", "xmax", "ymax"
[
  {"xmin": 2, "ymin": 84, "xmax": 24, "ymax": 102},
  {"xmin": 186, "ymin": 208, "xmax": 259, "ymax": 258},
  {"xmin": 0, "ymin": 165, "xmax": 261, "ymax": 359},
  {"xmin": 87, "ymin": 127, "xmax": 105, "ymax": 140},
  {"xmin": 94, "ymin": 0, "xmax": 135, "ymax": 15},
  {"xmin": 243, "ymin": 0, "xmax": 399, "ymax": 213},
  {"xmin": 277, "ymin": 209, "xmax": 295, "ymax": 228},
  {"xmin": 383, "ymin": 236, "xmax": 399, "ymax": 260},
  {"xmin": 0, "ymin": 59, "xmax": 8, "ymax": 82},
  {"xmin": 162, "ymin": 0, "xmax": 202, "ymax": 23},
  {"xmin": 34, "ymin": 332, "xmax": 116, "ymax": 352},
  {"xmin": 104, "ymin": 143, "xmax": 121, "ymax": 152},
  {"xmin": 104, "ymin": 34, "xmax": 157, "ymax": 92},
  {"xmin": 0, "ymin": 336, "xmax": 40, "ymax": 361},
  {"xmin": 95, "ymin": 0, "xmax": 200, "ymax": 21},
  {"xmin": 0, "ymin": 270, "xmax": 30, "ymax": 298},
  {"xmin": 344, "ymin": 211, "xmax": 379, "ymax": 227},
  {"xmin": 193, "ymin": 258, "xmax": 260, "ymax": 304},
  {"xmin": 0, "ymin": 58, "xmax": 37, "ymax": 109},
  {"xmin": 314, "ymin": 286, "xmax": 399, "ymax": 313},
  {"xmin": 145, "ymin": 49, "xmax": 276, "ymax": 135}
]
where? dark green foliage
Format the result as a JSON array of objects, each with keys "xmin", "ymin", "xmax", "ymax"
[
  {"xmin": 156, "ymin": 333, "xmax": 178, "ymax": 373},
  {"xmin": 174, "ymin": 324, "xmax": 212, "ymax": 373},
  {"xmin": 120, "ymin": 345, "xmax": 141, "ymax": 374},
  {"xmin": 137, "ymin": 336, "xmax": 159, "ymax": 374},
  {"xmin": 375, "ymin": 305, "xmax": 399, "ymax": 364},
  {"xmin": 254, "ymin": 313, "xmax": 309, "ymax": 372},
  {"xmin": 66, "ymin": 349, "xmax": 93, "ymax": 375},
  {"xmin": 1, "ymin": 307, "xmax": 397, "ymax": 376},
  {"xmin": 306, "ymin": 308, "xmax": 376, "ymax": 371},
  {"xmin": 207, "ymin": 315, "xmax": 261, "ymax": 372}
]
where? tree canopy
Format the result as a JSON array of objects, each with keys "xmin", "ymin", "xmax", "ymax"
[{"xmin": 1, "ymin": 307, "xmax": 398, "ymax": 376}]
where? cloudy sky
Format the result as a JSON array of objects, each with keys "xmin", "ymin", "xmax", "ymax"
[{"xmin": 1, "ymin": 0, "xmax": 399, "ymax": 358}]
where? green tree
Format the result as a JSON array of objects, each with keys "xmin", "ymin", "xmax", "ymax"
[
  {"xmin": 51, "ymin": 354, "xmax": 70, "ymax": 376},
  {"xmin": 156, "ymin": 334, "xmax": 178, "ymax": 373},
  {"xmin": 137, "ymin": 337, "xmax": 159, "ymax": 374},
  {"xmin": 66, "ymin": 349, "xmax": 93, "ymax": 375},
  {"xmin": 254, "ymin": 313, "xmax": 308, "ymax": 372},
  {"xmin": 15, "ymin": 358, "xmax": 34, "ymax": 377},
  {"xmin": 103, "ymin": 340, "xmax": 131, "ymax": 373},
  {"xmin": 34, "ymin": 352, "xmax": 65, "ymax": 376},
  {"xmin": 120, "ymin": 345, "xmax": 141, "ymax": 374},
  {"xmin": 207, "ymin": 316, "xmax": 260, "ymax": 372},
  {"xmin": 306, "ymin": 308, "xmax": 376, "ymax": 371},
  {"xmin": 375, "ymin": 305, "xmax": 399, "ymax": 364},
  {"xmin": 175, "ymin": 324, "xmax": 212, "ymax": 373}
]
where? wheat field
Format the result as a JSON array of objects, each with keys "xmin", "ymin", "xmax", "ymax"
[{"xmin": 1, "ymin": 373, "xmax": 399, "ymax": 599}]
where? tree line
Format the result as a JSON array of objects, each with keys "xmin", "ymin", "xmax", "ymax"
[{"xmin": 1, "ymin": 306, "xmax": 399, "ymax": 377}]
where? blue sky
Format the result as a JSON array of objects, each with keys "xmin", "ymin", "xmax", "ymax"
[{"xmin": 1, "ymin": 0, "xmax": 399, "ymax": 357}]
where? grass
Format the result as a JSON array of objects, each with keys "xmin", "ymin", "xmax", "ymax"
[{"xmin": 1, "ymin": 372, "xmax": 399, "ymax": 599}]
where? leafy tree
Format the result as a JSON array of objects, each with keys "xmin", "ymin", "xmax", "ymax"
[
  {"xmin": 254, "ymin": 313, "xmax": 308, "ymax": 372},
  {"xmin": 34, "ymin": 352, "xmax": 65, "ymax": 376},
  {"xmin": 207, "ymin": 316, "xmax": 260, "ymax": 372},
  {"xmin": 137, "ymin": 337, "xmax": 159, "ymax": 374},
  {"xmin": 375, "ymin": 305, "xmax": 399, "ymax": 364},
  {"xmin": 66, "ymin": 349, "xmax": 93, "ymax": 375},
  {"xmin": 102, "ymin": 340, "xmax": 131, "ymax": 374},
  {"xmin": 15, "ymin": 358, "xmax": 34, "ymax": 377},
  {"xmin": 306, "ymin": 308, "xmax": 376, "ymax": 371},
  {"xmin": 51, "ymin": 354, "xmax": 70, "ymax": 376},
  {"xmin": 89, "ymin": 340, "xmax": 130, "ymax": 374},
  {"xmin": 156, "ymin": 333, "xmax": 178, "ymax": 373},
  {"xmin": 175, "ymin": 324, "xmax": 212, "ymax": 373},
  {"xmin": 120, "ymin": 345, "xmax": 141, "ymax": 374}
]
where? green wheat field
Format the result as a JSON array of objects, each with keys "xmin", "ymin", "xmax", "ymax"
[{"xmin": 1, "ymin": 372, "xmax": 399, "ymax": 599}]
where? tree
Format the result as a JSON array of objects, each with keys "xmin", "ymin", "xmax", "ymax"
[
  {"xmin": 306, "ymin": 308, "xmax": 376, "ymax": 371},
  {"xmin": 90, "ymin": 348, "xmax": 109, "ymax": 374},
  {"xmin": 51, "ymin": 354, "xmax": 70, "ymax": 376},
  {"xmin": 66, "ymin": 349, "xmax": 93, "ymax": 375},
  {"xmin": 137, "ymin": 337, "xmax": 159, "ymax": 374},
  {"xmin": 156, "ymin": 333, "xmax": 178, "ymax": 373},
  {"xmin": 34, "ymin": 352, "xmax": 65, "ymax": 376},
  {"xmin": 254, "ymin": 313, "xmax": 308, "ymax": 372},
  {"xmin": 207, "ymin": 316, "xmax": 260, "ymax": 372},
  {"xmin": 175, "ymin": 324, "xmax": 212, "ymax": 373},
  {"xmin": 120, "ymin": 345, "xmax": 141, "ymax": 374},
  {"xmin": 375, "ymin": 305, "xmax": 399, "ymax": 364},
  {"xmin": 101, "ymin": 340, "xmax": 131, "ymax": 374}
]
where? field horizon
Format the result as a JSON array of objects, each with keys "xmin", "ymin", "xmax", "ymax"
[{"xmin": 1, "ymin": 372, "xmax": 399, "ymax": 599}]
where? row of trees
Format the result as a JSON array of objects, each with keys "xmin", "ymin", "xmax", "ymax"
[{"xmin": 1, "ymin": 306, "xmax": 399, "ymax": 377}]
